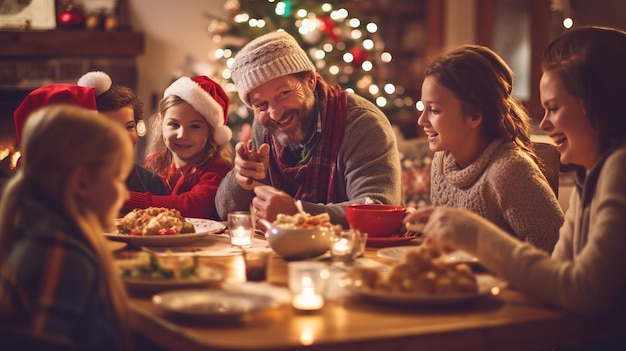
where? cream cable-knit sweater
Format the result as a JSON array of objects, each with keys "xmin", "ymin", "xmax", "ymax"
[
  {"xmin": 431, "ymin": 139, "xmax": 564, "ymax": 252},
  {"xmin": 470, "ymin": 145, "xmax": 626, "ymax": 316}
]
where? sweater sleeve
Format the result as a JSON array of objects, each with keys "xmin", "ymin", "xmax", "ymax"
[
  {"xmin": 302, "ymin": 94, "xmax": 403, "ymax": 226},
  {"xmin": 474, "ymin": 148, "xmax": 626, "ymax": 316},
  {"xmin": 124, "ymin": 159, "xmax": 231, "ymax": 220},
  {"xmin": 551, "ymin": 189, "xmax": 578, "ymax": 260},
  {"xmin": 215, "ymin": 170, "xmax": 256, "ymax": 220}
]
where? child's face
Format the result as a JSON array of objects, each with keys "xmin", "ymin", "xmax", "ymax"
[
  {"xmin": 162, "ymin": 102, "xmax": 211, "ymax": 167},
  {"xmin": 101, "ymin": 106, "xmax": 138, "ymax": 148},
  {"xmin": 80, "ymin": 156, "xmax": 132, "ymax": 231},
  {"xmin": 418, "ymin": 76, "xmax": 477, "ymax": 155},
  {"xmin": 539, "ymin": 71, "xmax": 600, "ymax": 170}
]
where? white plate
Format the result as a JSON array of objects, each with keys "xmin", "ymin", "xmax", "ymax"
[
  {"xmin": 377, "ymin": 246, "xmax": 478, "ymax": 264},
  {"xmin": 122, "ymin": 266, "xmax": 225, "ymax": 293},
  {"xmin": 186, "ymin": 218, "xmax": 226, "ymax": 233},
  {"xmin": 105, "ymin": 218, "xmax": 225, "ymax": 247},
  {"xmin": 348, "ymin": 275, "xmax": 505, "ymax": 306},
  {"xmin": 153, "ymin": 289, "xmax": 276, "ymax": 321}
]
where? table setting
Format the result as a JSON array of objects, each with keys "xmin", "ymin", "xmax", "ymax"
[
  {"xmin": 108, "ymin": 205, "xmax": 613, "ymax": 351},
  {"xmin": 110, "ymin": 204, "xmax": 502, "ymax": 316},
  {"xmin": 108, "ymin": 204, "xmax": 486, "ymax": 305},
  {"xmin": 124, "ymin": 241, "xmax": 604, "ymax": 351}
]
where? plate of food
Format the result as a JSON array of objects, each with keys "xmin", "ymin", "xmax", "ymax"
[
  {"xmin": 116, "ymin": 251, "xmax": 225, "ymax": 292},
  {"xmin": 105, "ymin": 207, "xmax": 225, "ymax": 247},
  {"xmin": 152, "ymin": 289, "xmax": 276, "ymax": 322},
  {"xmin": 377, "ymin": 246, "xmax": 478, "ymax": 264},
  {"xmin": 345, "ymin": 246, "xmax": 503, "ymax": 306},
  {"xmin": 347, "ymin": 274, "xmax": 504, "ymax": 306}
]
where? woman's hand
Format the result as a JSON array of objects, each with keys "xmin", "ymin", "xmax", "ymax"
[
  {"xmin": 403, "ymin": 206, "xmax": 429, "ymax": 233},
  {"xmin": 404, "ymin": 206, "xmax": 490, "ymax": 255}
]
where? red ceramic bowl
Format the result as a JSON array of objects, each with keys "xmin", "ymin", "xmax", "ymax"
[{"xmin": 345, "ymin": 204, "xmax": 405, "ymax": 237}]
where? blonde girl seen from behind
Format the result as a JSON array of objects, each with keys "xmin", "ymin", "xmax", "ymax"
[{"xmin": 0, "ymin": 104, "xmax": 134, "ymax": 350}]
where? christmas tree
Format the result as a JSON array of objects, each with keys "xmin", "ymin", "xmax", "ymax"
[{"xmin": 202, "ymin": 0, "xmax": 417, "ymax": 144}]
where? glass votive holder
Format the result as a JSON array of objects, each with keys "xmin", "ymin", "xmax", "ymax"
[
  {"xmin": 228, "ymin": 211, "xmax": 254, "ymax": 248},
  {"xmin": 243, "ymin": 248, "xmax": 272, "ymax": 282},
  {"xmin": 288, "ymin": 262, "xmax": 329, "ymax": 312},
  {"xmin": 353, "ymin": 230, "xmax": 368, "ymax": 258},
  {"xmin": 330, "ymin": 230, "xmax": 356, "ymax": 263},
  {"xmin": 330, "ymin": 229, "xmax": 367, "ymax": 263}
]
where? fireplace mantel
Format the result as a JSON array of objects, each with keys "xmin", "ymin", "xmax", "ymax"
[
  {"xmin": 0, "ymin": 30, "xmax": 144, "ymax": 57},
  {"xmin": 0, "ymin": 30, "xmax": 145, "ymax": 177},
  {"xmin": 0, "ymin": 29, "xmax": 144, "ymax": 89}
]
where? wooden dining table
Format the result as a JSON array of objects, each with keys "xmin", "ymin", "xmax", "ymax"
[{"xmin": 114, "ymin": 237, "xmax": 619, "ymax": 351}]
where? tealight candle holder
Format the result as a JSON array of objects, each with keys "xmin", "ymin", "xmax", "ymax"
[
  {"xmin": 330, "ymin": 231, "xmax": 355, "ymax": 262},
  {"xmin": 228, "ymin": 211, "xmax": 254, "ymax": 248},
  {"xmin": 288, "ymin": 262, "xmax": 329, "ymax": 312},
  {"xmin": 330, "ymin": 229, "xmax": 367, "ymax": 263},
  {"xmin": 353, "ymin": 230, "xmax": 368, "ymax": 258}
]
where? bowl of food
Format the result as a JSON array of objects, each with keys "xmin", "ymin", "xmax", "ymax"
[
  {"xmin": 259, "ymin": 212, "xmax": 333, "ymax": 260},
  {"xmin": 345, "ymin": 204, "xmax": 405, "ymax": 237}
]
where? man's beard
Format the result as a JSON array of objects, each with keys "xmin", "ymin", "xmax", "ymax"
[{"xmin": 268, "ymin": 93, "xmax": 316, "ymax": 146}]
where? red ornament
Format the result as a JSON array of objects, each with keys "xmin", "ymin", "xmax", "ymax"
[
  {"xmin": 350, "ymin": 47, "xmax": 370, "ymax": 66},
  {"xmin": 319, "ymin": 16, "xmax": 339, "ymax": 43},
  {"xmin": 58, "ymin": 6, "xmax": 84, "ymax": 28}
]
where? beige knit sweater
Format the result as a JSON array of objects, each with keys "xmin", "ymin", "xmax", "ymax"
[{"xmin": 431, "ymin": 139, "xmax": 564, "ymax": 252}]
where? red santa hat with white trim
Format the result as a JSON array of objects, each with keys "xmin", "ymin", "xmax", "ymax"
[
  {"xmin": 13, "ymin": 71, "xmax": 113, "ymax": 146},
  {"xmin": 76, "ymin": 71, "xmax": 113, "ymax": 96},
  {"xmin": 163, "ymin": 76, "xmax": 232, "ymax": 146},
  {"xmin": 13, "ymin": 82, "xmax": 107, "ymax": 146}
]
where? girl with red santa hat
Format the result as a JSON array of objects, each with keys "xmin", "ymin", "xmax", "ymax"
[{"xmin": 124, "ymin": 76, "xmax": 233, "ymax": 220}]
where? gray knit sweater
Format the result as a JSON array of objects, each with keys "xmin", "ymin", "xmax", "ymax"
[
  {"xmin": 215, "ymin": 93, "xmax": 402, "ymax": 226},
  {"xmin": 431, "ymin": 139, "xmax": 564, "ymax": 252}
]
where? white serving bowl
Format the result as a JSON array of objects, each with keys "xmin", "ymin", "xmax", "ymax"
[{"xmin": 261, "ymin": 220, "xmax": 332, "ymax": 260}]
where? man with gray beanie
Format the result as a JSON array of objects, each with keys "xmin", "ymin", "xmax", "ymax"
[{"xmin": 215, "ymin": 30, "xmax": 402, "ymax": 227}]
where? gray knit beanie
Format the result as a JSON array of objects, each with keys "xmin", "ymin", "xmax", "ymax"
[{"xmin": 230, "ymin": 31, "xmax": 316, "ymax": 107}]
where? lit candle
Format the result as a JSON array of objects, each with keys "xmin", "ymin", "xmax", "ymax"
[
  {"xmin": 292, "ymin": 276, "xmax": 324, "ymax": 311},
  {"xmin": 231, "ymin": 226, "xmax": 252, "ymax": 246},
  {"xmin": 331, "ymin": 238, "xmax": 352, "ymax": 256}
]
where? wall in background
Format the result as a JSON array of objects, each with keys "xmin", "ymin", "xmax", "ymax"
[
  {"xmin": 443, "ymin": 0, "xmax": 475, "ymax": 53},
  {"xmin": 128, "ymin": 0, "xmax": 225, "ymax": 115}
]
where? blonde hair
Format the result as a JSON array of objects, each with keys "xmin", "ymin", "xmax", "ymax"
[
  {"xmin": 144, "ymin": 95, "xmax": 233, "ymax": 173},
  {"xmin": 0, "ymin": 104, "xmax": 134, "ymax": 350}
]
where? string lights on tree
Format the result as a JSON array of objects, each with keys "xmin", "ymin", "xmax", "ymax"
[{"xmin": 201, "ymin": 0, "xmax": 416, "ymax": 140}]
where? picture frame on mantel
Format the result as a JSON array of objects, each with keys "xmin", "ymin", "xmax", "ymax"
[{"xmin": 0, "ymin": 0, "xmax": 56, "ymax": 30}]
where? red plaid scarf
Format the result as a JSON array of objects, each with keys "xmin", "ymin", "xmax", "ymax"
[{"xmin": 266, "ymin": 75, "xmax": 347, "ymax": 203}]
